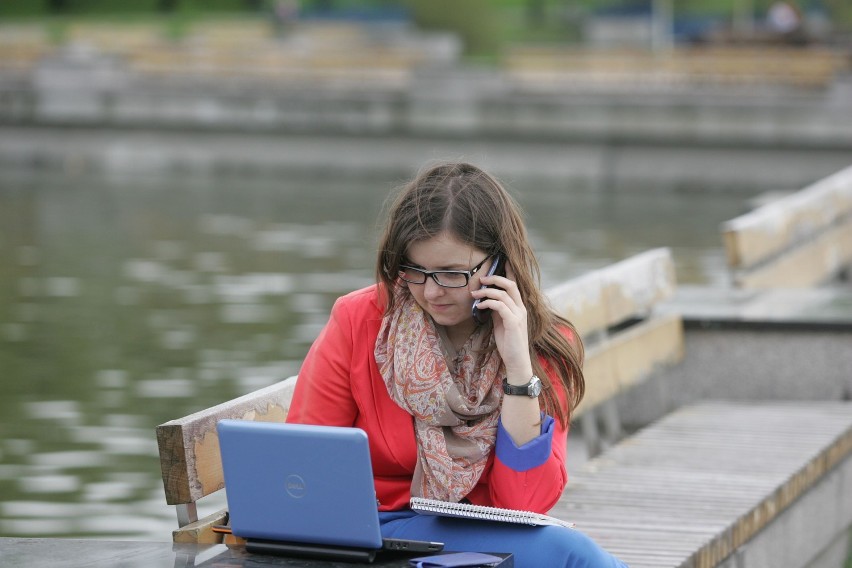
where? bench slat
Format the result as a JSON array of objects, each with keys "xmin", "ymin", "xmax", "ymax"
[
  {"xmin": 722, "ymin": 165, "xmax": 852, "ymax": 270},
  {"xmin": 731, "ymin": 221, "xmax": 852, "ymax": 288},
  {"xmin": 172, "ymin": 510, "xmax": 229, "ymax": 544},
  {"xmin": 156, "ymin": 376, "xmax": 297, "ymax": 507},
  {"xmin": 547, "ymin": 247, "xmax": 677, "ymax": 336}
]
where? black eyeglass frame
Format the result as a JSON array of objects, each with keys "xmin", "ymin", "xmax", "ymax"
[{"xmin": 398, "ymin": 255, "xmax": 492, "ymax": 288}]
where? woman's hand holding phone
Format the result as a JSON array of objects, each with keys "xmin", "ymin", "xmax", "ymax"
[
  {"xmin": 471, "ymin": 257, "xmax": 533, "ymax": 382},
  {"xmin": 473, "ymin": 257, "xmax": 539, "ymax": 446}
]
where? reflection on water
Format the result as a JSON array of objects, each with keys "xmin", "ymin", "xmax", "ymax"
[{"xmin": 0, "ymin": 169, "xmax": 755, "ymax": 540}]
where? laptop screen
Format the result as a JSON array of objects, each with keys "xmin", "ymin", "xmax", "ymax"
[{"xmin": 217, "ymin": 420, "xmax": 384, "ymax": 549}]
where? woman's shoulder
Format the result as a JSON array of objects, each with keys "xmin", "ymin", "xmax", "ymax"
[
  {"xmin": 547, "ymin": 310, "xmax": 579, "ymax": 345},
  {"xmin": 333, "ymin": 284, "xmax": 385, "ymax": 317}
]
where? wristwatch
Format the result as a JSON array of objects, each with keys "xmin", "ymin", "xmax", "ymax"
[{"xmin": 502, "ymin": 375, "xmax": 542, "ymax": 398}]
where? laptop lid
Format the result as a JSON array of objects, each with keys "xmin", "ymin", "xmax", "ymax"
[{"xmin": 217, "ymin": 420, "xmax": 385, "ymax": 550}]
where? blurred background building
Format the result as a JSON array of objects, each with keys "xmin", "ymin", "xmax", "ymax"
[{"xmin": 1, "ymin": 0, "xmax": 851, "ymax": 188}]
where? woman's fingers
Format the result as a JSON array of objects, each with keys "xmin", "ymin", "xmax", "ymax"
[{"xmin": 475, "ymin": 275, "xmax": 522, "ymax": 311}]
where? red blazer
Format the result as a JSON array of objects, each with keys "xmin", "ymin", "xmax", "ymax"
[{"xmin": 287, "ymin": 285, "xmax": 570, "ymax": 513}]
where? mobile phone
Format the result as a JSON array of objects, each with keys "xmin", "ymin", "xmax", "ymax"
[{"xmin": 471, "ymin": 254, "xmax": 506, "ymax": 325}]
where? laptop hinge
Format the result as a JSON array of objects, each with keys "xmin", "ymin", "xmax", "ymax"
[{"xmin": 245, "ymin": 539, "xmax": 378, "ymax": 563}]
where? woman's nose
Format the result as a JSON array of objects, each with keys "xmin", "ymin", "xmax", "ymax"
[{"xmin": 423, "ymin": 277, "xmax": 444, "ymax": 299}]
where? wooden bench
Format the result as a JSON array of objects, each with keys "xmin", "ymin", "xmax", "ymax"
[
  {"xmin": 155, "ymin": 248, "xmax": 683, "ymax": 542},
  {"xmin": 156, "ymin": 376, "xmax": 298, "ymax": 543},
  {"xmin": 504, "ymin": 46, "xmax": 848, "ymax": 89},
  {"xmin": 547, "ymin": 247, "xmax": 684, "ymax": 456},
  {"xmin": 721, "ymin": 164, "xmax": 852, "ymax": 289},
  {"xmin": 0, "ymin": 26, "xmax": 53, "ymax": 72}
]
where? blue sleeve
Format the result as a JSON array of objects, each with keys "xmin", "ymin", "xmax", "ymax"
[{"xmin": 494, "ymin": 414, "xmax": 555, "ymax": 472}]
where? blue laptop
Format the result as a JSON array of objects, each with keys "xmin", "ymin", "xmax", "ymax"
[{"xmin": 217, "ymin": 419, "xmax": 444, "ymax": 562}]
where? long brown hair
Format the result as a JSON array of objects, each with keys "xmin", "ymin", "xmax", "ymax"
[{"xmin": 376, "ymin": 162, "xmax": 584, "ymax": 425}]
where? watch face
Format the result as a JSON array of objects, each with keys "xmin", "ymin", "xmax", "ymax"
[{"xmin": 529, "ymin": 376, "xmax": 542, "ymax": 397}]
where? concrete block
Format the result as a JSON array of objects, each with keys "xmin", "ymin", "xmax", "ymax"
[
  {"xmin": 804, "ymin": 527, "xmax": 852, "ymax": 568},
  {"xmin": 618, "ymin": 327, "xmax": 852, "ymax": 429},
  {"xmin": 732, "ymin": 459, "xmax": 851, "ymax": 568}
]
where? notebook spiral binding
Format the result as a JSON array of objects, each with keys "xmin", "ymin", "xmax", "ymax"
[{"xmin": 409, "ymin": 497, "xmax": 575, "ymax": 529}]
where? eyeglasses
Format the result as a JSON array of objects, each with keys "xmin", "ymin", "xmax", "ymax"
[{"xmin": 398, "ymin": 255, "xmax": 491, "ymax": 288}]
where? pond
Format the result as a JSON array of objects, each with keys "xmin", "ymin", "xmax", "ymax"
[{"xmin": 0, "ymin": 167, "xmax": 755, "ymax": 540}]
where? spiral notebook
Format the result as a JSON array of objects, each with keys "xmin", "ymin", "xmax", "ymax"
[{"xmin": 410, "ymin": 497, "xmax": 575, "ymax": 529}]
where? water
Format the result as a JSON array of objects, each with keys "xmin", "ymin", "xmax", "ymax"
[{"xmin": 0, "ymin": 168, "xmax": 755, "ymax": 540}]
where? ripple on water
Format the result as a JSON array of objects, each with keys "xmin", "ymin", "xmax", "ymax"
[
  {"xmin": 23, "ymin": 400, "xmax": 81, "ymax": 424},
  {"xmin": 28, "ymin": 450, "xmax": 109, "ymax": 469},
  {"xmin": 134, "ymin": 378, "xmax": 197, "ymax": 398},
  {"xmin": 18, "ymin": 474, "xmax": 80, "ymax": 494},
  {"xmin": 83, "ymin": 481, "xmax": 137, "ymax": 502}
]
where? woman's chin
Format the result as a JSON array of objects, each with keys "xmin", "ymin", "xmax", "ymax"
[{"xmin": 430, "ymin": 311, "xmax": 476, "ymax": 332}]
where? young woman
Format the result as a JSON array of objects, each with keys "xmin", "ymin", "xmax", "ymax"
[{"xmin": 287, "ymin": 162, "xmax": 628, "ymax": 567}]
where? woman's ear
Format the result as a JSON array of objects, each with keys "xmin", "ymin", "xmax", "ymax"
[{"xmin": 504, "ymin": 260, "xmax": 515, "ymax": 281}]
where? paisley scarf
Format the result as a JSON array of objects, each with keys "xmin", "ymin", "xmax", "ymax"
[{"xmin": 375, "ymin": 291, "xmax": 504, "ymax": 502}]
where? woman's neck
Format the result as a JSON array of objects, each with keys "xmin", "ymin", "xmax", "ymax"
[{"xmin": 439, "ymin": 321, "xmax": 477, "ymax": 352}]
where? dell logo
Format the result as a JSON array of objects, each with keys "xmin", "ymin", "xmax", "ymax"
[{"xmin": 285, "ymin": 474, "xmax": 306, "ymax": 498}]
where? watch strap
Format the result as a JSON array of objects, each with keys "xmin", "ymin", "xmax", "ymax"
[{"xmin": 502, "ymin": 376, "xmax": 542, "ymax": 397}]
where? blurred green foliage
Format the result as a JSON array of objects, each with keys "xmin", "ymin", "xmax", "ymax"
[
  {"xmin": 0, "ymin": 0, "xmax": 849, "ymax": 56},
  {"xmin": 0, "ymin": 0, "xmax": 844, "ymax": 20},
  {"xmin": 407, "ymin": 0, "xmax": 499, "ymax": 57}
]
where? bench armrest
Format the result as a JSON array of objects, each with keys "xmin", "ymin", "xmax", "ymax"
[{"xmin": 156, "ymin": 376, "xmax": 298, "ymax": 521}]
